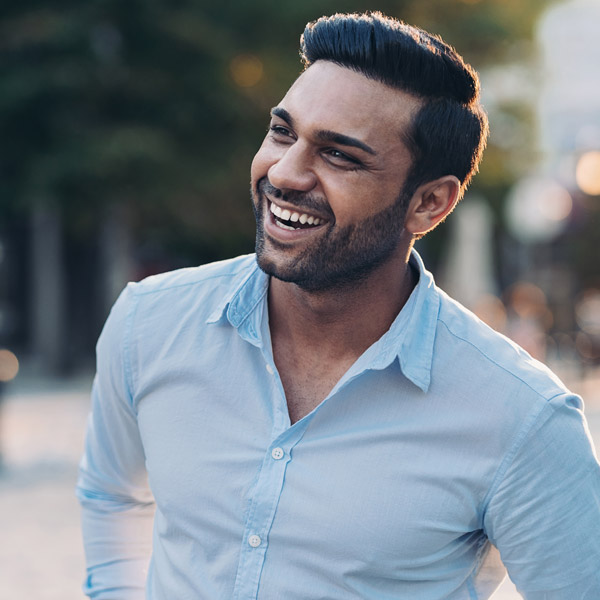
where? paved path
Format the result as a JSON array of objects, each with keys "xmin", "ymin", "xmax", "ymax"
[
  {"xmin": 0, "ymin": 375, "xmax": 91, "ymax": 600},
  {"xmin": 0, "ymin": 369, "xmax": 598, "ymax": 600}
]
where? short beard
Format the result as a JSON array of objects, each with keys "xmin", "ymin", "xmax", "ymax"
[{"xmin": 252, "ymin": 180, "xmax": 411, "ymax": 293}]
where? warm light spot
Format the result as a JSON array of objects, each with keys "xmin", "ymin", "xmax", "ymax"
[
  {"xmin": 0, "ymin": 349, "xmax": 19, "ymax": 382},
  {"xmin": 473, "ymin": 294, "xmax": 507, "ymax": 332},
  {"xmin": 506, "ymin": 176, "xmax": 572, "ymax": 242},
  {"xmin": 575, "ymin": 290, "xmax": 600, "ymax": 335},
  {"xmin": 576, "ymin": 332, "xmax": 600, "ymax": 360},
  {"xmin": 539, "ymin": 186, "xmax": 572, "ymax": 221},
  {"xmin": 506, "ymin": 282, "xmax": 553, "ymax": 329},
  {"xmin": 230, "ymin": 54, "xmax": 264, "ymax": 88},
  {"xmin": 576, "ymin": 151, "xmax": 600, "ymax": 195},
  {"xmin": 512, "ymin": 282, "xmax": 546, "ymax": 311}
]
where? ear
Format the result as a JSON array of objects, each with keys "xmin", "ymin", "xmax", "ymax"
[{"xmin": 403, "ymin": 175, "xmax": 461, "ymax": 236}]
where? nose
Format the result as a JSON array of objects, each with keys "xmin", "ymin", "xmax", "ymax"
[{"xmin": 267, "ymin": 141, "xmax": 317, "ymax": 193}]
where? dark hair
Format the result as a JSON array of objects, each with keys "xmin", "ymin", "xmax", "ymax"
[{"xmin": 300, "ymin": 12, "xmax": 489, "ymax": 198}]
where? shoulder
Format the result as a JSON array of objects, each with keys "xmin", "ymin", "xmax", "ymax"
[
  {"xmin": 434, "ymin": 287, "xmax": 571, "ymax": 404},
  {"xmin": 98, "ymin": 254, "xmax": 261, "ymax": 394},
  {"xmin": 100, "ymin": 254, "xmax": 259, "ymax": 344},
  {"xmin": 424, "ymin": 286, "xmax": 585, "ymax": 484},
  {"xmin": 130, "ymin": 253, "xmax": 258, "ymax": 298},
  {"xmin": 122, "ymin": 253, "xmax": 257, "ymax": 315}
]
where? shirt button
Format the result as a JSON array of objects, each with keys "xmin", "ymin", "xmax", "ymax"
[
  {"xmin": 271, "ymin": 447, "xmax": 284, "ymax": 460},
  {"xmin": 248, "ymin": 534, "xmax": 261, "ymax": 548},
  {"xmin": 266, "ymin": 363, "xmax": 274, "ymax": 375}
]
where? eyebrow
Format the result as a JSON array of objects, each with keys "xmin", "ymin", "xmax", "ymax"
[{"xmin": 270, "ymin": 106, "xmax": 377, "ymax": 156}]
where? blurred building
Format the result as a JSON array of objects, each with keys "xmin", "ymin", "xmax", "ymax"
[
  {"xmin": 504, "ymin": 0, "xmax": 600, "ymax": 368},
  {"xmin": 537, "ymin": 0, "xmax": 600, "ymax": 171},
  {"xmin": 0, "ymin": 208, "xmax": 133, "ymax": 374}
]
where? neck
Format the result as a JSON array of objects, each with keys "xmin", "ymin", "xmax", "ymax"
[{"xmin": 268, "ymin": 250, "xmax": 417, "ymax": 361}]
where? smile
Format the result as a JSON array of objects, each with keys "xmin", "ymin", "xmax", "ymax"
[{"xmin": 269, "ymin": 201, "xmax": 325, "ymax": 231}]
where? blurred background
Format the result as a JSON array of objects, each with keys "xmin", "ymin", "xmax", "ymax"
[{"xmin": 0, "ymin": 0, "xmax": 599, "ymax": 598}]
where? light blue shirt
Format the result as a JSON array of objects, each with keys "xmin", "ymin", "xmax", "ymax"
[{"xmin": 77, "ymin": 251, "xmax": 600, "ymax": 600}]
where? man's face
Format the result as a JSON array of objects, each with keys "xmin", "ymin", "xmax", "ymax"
[{"xmin": 250, "ymin": 61, "xmax": 421, "ymax": 291}]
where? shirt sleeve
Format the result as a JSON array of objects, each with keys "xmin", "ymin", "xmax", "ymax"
[
  {"xmin": 483, "ymin": 392, "xmax": 600, "ymax": 598},
  {"xmin": 76, "ymin": 284, "xmax": 155, "ymax": 600}
]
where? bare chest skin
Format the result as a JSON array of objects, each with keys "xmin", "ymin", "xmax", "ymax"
[{"xmin": 272, "ymin": 335, "xmax": 358, "ymax": 424}]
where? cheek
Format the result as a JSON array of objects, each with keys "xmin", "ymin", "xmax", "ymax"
[
  {"xmin": 324, "ymin": 179, "xmax": 401, "ymax": 224},
  {"xmin": 250, "ymin": 140, "xmax": 279, "ymax": 185}
]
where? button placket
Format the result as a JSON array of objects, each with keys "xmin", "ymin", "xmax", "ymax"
[{"xmin": 231, "ymin": 438, "xmax": 293, "ymax": 600}]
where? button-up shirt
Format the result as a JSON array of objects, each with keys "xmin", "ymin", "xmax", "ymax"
[{"xmin": 77, "ymin": 251, "xmax": 600, "ymax": 600}]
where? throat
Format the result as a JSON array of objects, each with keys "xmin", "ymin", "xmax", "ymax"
[{"xmin": 268, "ymin": 258, "xmax": 417, "ymax": 359}]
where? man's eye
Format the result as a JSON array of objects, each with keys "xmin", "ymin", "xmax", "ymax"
[
  {"xmin": 269, "ymin": 125, "xmax": 293, "ymax": 138},
  {"xmin": 327, "ymin": 149, "xmax": 348, "ymax": 159},
  {"xmin": 324, "ymin": 148, "xmax": 360, "ymax": 166}
]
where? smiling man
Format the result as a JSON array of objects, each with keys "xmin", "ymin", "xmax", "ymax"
[{"xmin": 78, "ymin": 12, "xmax": 600, "ymax": 600}]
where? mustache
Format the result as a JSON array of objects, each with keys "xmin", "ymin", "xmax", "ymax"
[{"xmin": 258, "ymin": 178, "xmax": 334, "ymax": 218}]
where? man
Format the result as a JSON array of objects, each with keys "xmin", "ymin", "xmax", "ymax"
[{"xmin": 77, "ymin": 12, "xmax": 600, "ymax": 600}]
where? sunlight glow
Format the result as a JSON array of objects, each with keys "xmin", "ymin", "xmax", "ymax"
[
  {"xmin": 230, "ymin": 55, "xmax": 264, "ymax": 88},
  {"xmin": 506, "ymin": 176, "xmax": 572, "ymax": 242},
  {"xmin": 576, "ymin": 290, "xmax": 600, "ymax": 335},
  {"xmin": 576, "ymin": 151, "xmax": 600, "ymax": 196},
  {"xmin": 0, "ymin": 349, "xmax": 19, "ymax": 382}
]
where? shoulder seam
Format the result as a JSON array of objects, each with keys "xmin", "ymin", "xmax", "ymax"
[
  {"xmin": 131, "ymin": 270, "xmax": 242, "ymax": 298},
  {"xmin": 437, "ymin": 317, "xmax": 557, "ymax": 400}
]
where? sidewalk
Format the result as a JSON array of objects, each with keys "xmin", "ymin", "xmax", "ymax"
[
  {"xmin": 0, "ymin": 372, "xmax": 92, "ymax": 600},
  {"xmin": 0, "ymin": 368, "xmax": 599, "ymax": 600}
]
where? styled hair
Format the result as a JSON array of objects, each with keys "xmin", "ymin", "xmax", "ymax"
[{"xmin": 300, "ymin": 12, "xmax": 489, "ymax": 198}]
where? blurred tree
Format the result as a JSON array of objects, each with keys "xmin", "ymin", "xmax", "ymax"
[{"xmin": 1, "ymin": 0, "xmax": 554, "ymax": 264}]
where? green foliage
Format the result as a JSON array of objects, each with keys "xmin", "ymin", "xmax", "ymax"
[{"xmin": 0, "ymin": 0, "xmax": 555, "ymax": 261}]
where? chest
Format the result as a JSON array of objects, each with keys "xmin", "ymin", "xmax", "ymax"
[
  {"xmin": 135, "ymin": 355, "xmax": 494, "ymax": 532},
  {"xmin": 273, "ymin": 340, "xmax": 359, "ymax": 424},
  {"xmin": 135, "ymin": 368, "xmax": 492, "ymax": 580},
  {"xmin": 278, "ymin": 368, "xmax": 343, "ymax": 423},
  {"xmin": 132, "ymin": 345, "xmax": 511, "ymax": 596}
]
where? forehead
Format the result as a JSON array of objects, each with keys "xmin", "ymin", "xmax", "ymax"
[{"xmin": 277, "ymin": 61, "xmax": 421, "ymax": 147}]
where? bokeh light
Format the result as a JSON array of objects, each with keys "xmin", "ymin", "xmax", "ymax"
[
  {"xmin": 575, "ymin": 289, "xmax": 600, "ymax": 335},
  {"xmin": 230, "ymin": 54, "xmax": 264, "ymax": 88},
  {"xmin": 473, "ymin": 294, "xmax": 507, "ymax": 331},
  {"xmin": 506, "ymin": 282, "xmax": 554, "ymax": 328},
  {"xmin": 576, "ymin": 332, "xmax": 600, "ymax": 360},
  {"xmin": 576, "ymin": 151, "xmax": 600, "ymax": 196},
  {"xmin": 506, "ymin": 176, "xmax": 572, "ymax": 243},
  {"xmin": 0, "ymin": 348, "xmax": 20, "ymax": 382}
]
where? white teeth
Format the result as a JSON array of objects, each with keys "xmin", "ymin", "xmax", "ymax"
[
  {"xmin": 275, "ymin": 220, "xmax": 296, "ymax": 231},
  {"xmin": 269, "ymin": 202, "xmax": 324, "ymax": 228}
]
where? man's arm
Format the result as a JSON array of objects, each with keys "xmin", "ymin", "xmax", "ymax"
[
  {"xmin": 77, "ymin": 284, "xmax": 155, "ymax": 600},
  {"xmin": 483, "ymin": 393, "xmax": 600, "ymax": 598}
]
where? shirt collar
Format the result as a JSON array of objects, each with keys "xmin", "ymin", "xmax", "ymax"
[
  {"xmin": 207, "ymin": 250, "xmax": 439, "ymax": 392},
  {"xmin": 206, "ymin": 258, "xmax": 269, "ymax": 348},
  {"xmin": 367, "ymin": 249, "xmax": 439, "ymax": 393}
]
